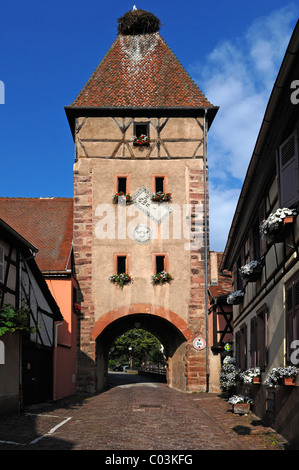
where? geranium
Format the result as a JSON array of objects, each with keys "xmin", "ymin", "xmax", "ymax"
[
  {"xmin": 132, "ymin": 134, "xmax": 150, "ymax": 145},
  {"xmin": 152, "ymin": 192, "xmax": 172, "ymax": 202},
  {"xmin": 260, "ymin": 207, "xmax": 296, "ymax": 239},
  {"xmin": 227, "ymin": 290, "xmax": 244, "ymax": 305},
  {"xmin": 109, "ymin": 273, "xmax": 133, "ymax": 288},
  {"xmin": 112, "ymin": 192, "xmax": 132, "ymax": 204},
  {"xmin": 152, "ymin": 270, "xmax": 173, "ymax": 285}
]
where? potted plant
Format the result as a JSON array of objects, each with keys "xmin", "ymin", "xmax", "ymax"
[
  {"xmin": 239, "ymin": 261, "xmax": 262, "ymax": 282},
  {"xmin": 0, "ymin": 304, "xmax": 38, "ymax": 337},
  {"xmin": 152, "ymin": 192, "xmax": 172, "ymax": 203},
  {"xmin": 260, "ymin": 207, "xmax": 297, "ymax": 243},
  {"xmin": 109, "ymin": 273, "xmax": 133, "ymax": 288},
  {"xmin": 228, "ymin": 395, "xmax": 253, "ymax": 414},
  {"xmin": 282, "ymin": 366, "xmax": 298, "ymax": 385},
  {"xmin": 265, "ymin": 366, "xmax": 298, "ymax": 387},
  {"xmin": 112, "ymin": 192, "xmax": 132, "ymax": 205},
  {"xmin": 151, "ymin": 270, "xmax": 174, "ymax": 285},
  {"xmin": 132, "ymin": 134, "xmax": 150, "ymax": 146},
  {"xmin": 240, "ymin": 367, "xmax": 261, "ymax": 384},
  {"xmin": 227, "ymin": 290, "xmax": 244, "ymax": 305},
  {"xmin": 219, "ymin": 356, "xmax": 240, "ymax": 396}
]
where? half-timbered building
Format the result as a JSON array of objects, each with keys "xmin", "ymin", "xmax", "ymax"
[
  {"xmin": 221, "ymin": 19, "xmax": 299, "ymax": 446},
  {"xmin": 0, "ymin": 218, "xmax": 62, "ymax": 412}
]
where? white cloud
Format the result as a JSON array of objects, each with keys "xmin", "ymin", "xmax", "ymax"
[{"xmin": 190, "ymin": 4, "xmax": 298, "ymax": 252}]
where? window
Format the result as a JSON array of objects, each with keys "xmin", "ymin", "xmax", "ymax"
[
  {"xmin": 236, "ymin": 324, "xmax": 247, "ymax": 370},
  {"xmin": 152, "ymin": 175, "xmax": 168, "ymax": 194},
  {"xmin": 115, "ymin": 175, "xmax": 130, "ymax": 194},
  {"xmin": 286, "ymin": 273, "xmax": 299, "ymax": 363},
  {"xmin": 134, "ymin": 122, "xmax": 149, "ymax": 139},
  {"xmin": 155, "ymin": 255, "xmax": 165, "ymax": 273},
  {"xmin": 117, "ymin": 256, "xmax": 127, "ymax": 274},
  {"xmin": 278, "ymin": 131, "xmax": 299, "ymax": 207},
  {"xmin": 117, "ymin": 177, "xmax": 127, "ymax": 193},
  {"xmin": 153, "ymin": 253, "xmax": 169, "ymax": 274},
  {"xmin": 155, "ymin": 177, "xmax": 164, "ymax": 193},
  {"xmin": 0, "ymin": 246, "xmax": 4, "ymax": 284},
  {"xmin": 250, "ymin": 305, "xmax": 267, "ymax": 368}
]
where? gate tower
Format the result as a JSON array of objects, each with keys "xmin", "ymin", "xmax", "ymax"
[{"xmin": 65, "ymin": 9, "xmax": 218, "ymax": 393}]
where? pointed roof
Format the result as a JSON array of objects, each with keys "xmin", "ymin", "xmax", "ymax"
[
  {"xmin": 0, "ymin": 198, "xmax": 73, "ymax": 273},
  {"xmin": 65, "ymin": 9, "xmax": 218, "ymax": 133}
]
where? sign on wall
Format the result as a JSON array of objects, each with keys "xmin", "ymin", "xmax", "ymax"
[{"xmin": 192, "ymin": 336, "xmax": 206, "ymax": 351}]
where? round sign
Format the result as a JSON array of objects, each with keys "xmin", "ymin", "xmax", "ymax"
[
  {"xmin": 224, "ymin": 343, "xmax": 233, "ymax": 352},
  {"xmin": 193, "ymin": 337, "xmax": 206, "ymax": 351}
]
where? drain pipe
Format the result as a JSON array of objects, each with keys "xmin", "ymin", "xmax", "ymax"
[{"xmin": 203, "ymin": 109, "xmax": 209, "ymax": 392}]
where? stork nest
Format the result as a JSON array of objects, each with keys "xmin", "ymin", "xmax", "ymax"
[{"xmin": 117, "ymin": 9, "xmax": 161, "ymax": 35}]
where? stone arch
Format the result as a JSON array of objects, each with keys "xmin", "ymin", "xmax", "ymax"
[
  {"xmin": 90, "ymin": 303, "xmax": 193, "ymax": 341},
  {"xmin": 90, "ymin": 304, "xmax": 194, "ymax": 391}
]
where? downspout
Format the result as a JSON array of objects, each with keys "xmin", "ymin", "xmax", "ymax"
[{"xmin": 203, "ymin": 109, "xmax": 209, "ymax": 392}]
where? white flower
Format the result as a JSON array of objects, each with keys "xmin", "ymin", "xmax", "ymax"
[
  {"xmin": 239, "ymin": 260, "xmax": 261, "ymax": 276},
  {"xmin": 227, "ymin": 290, "xmax": 244, "ymax": 304}
]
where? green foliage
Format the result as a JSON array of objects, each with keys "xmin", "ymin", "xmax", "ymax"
[
  {"xmin": 109, "ymin": 329, "xmax": 165, "ymax": 368},
  {"xmin": 0, "ymin": 304, "xmax": 36, "ymax": 337}
]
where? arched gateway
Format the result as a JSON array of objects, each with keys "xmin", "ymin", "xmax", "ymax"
[{"xmin": 65, "ymin": 9, "xmax": 218, "ymax": 393}]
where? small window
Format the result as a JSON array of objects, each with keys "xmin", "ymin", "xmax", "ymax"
[
  {"xmin": 155, "ymin": 177, "xmax": 164, "ymax": 193},
  {"xmin": 0, "ymin": 246, "xmax": 4, "ymax": 283},
  {"xmin": 117, "ymin": 256, "xmax": 127, "ymax": 274},
  {"xmin": 117, "ymin": 177, "xmax": 127, "ymax": 193},
  {"xmin": 134, "ymin": 122, "xmax": 149, "ymax": 139},
  {"xmin": 155, "ymin": 255, "xmax": 165, "ymax": 273}
]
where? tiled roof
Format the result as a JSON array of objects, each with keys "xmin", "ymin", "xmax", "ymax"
[
  {"xmin": 70, "ymin": 32, "xmax": 214, "ymax": 109},
  {"xmin": 0, "ymin": 198, "xmax": 73, "ymax": 273}
]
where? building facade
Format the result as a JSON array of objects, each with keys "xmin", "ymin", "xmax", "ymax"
[
  {"xmin": 65, "ymin": 9, "xmax": 218, "ymax": 393},
  {"xmin": 221, "ymin": 20, "xmax": 299, "ymax": 446}
]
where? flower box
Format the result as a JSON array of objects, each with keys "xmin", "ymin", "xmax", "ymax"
[
  {"xmin": 109, "ymin": 273, "xmax": 133, "ymax": 288},
  {"xmin": 152, "ymin": 192, "xmax": 172, "ymax": 203},
  {"xmin": 284, "ymin": 377, "xmax": 296, "ymax": 386},
  {"xmin": 227, "ymin": 290, "xmax": 244, "ymax": 305},
  {"xmin": 152, "ymin": 271, "xmax": 173, "ymax": 285},
  {"xmin": 132, "ymin": 134, "xmax": 150, "ymax": 146},
  {"xmin": 260, "ymin": 208, "xmax": 297, "ymax": 243},
  {"xmin": 112, "ymin": 192, "xmax": 132, "ymax": 205},
  {"xmin": 233, "ymin": 403, "xmax": 251, "ymax": 414},
  {"xmin": 239, "ymin": 261, "xmax": 262, "ymax": 282},
  {"xmin": 252, "ymin": 377, "xmax": 260, "ymax": 384}
]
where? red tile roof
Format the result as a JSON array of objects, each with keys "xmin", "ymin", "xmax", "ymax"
[
  {"xmin": 70, "ymin": 32, "xmax": 214, "ymax": 109},
  {"xmin": 0, "ymin": 198, "xmax": 73, "ymax": 273}
]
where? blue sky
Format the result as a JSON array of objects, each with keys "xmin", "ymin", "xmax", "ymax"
[{"xmin": 0, "ymin": 0, "xmax": 298, "ymax": 251}]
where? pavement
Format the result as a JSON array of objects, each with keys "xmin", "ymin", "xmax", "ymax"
[{"xmin": 0, "ymin": 372, "xmax": 295, "ymax": 454}]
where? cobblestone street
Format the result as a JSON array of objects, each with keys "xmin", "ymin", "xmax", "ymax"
[{"xmin": 0, "ymin": 373, "xmax": 294, "ymax": 454}]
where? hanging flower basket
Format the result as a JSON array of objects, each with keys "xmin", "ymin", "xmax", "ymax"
[
  {"xmin": 152, "ymin": 271, "xmax": 173, "ymax": 285},
  {"xmin": 112, "ymin": 192, "xmax": 132, "ymax": 205},
  {"xmin": 109, "ymin": 273, "xmax": 133, "ymax": 288},
  {"xmin": 260, "ymin": 208, "xmax": 297, "ymax": 243},
  {"xmin": 132, "ymin": 134, "xmax": 150, "ymax": 146},
  {"xmin": 227, "ymin": 290, "xmax": 244, "ymax": 305},
  {"xmin": 239, "ymin": 261, "xmax": 262, "ymax": 282},
  {"xmin": 152, "ymin": 192, "xmax": 172, "ymax": 203}
]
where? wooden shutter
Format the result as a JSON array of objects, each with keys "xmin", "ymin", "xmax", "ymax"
[
  {"xmin": 278, "ymin": 131, "xmax": 299, "ymax": 207},
  {"xmin": 0, "ymin": 246, "xmax": 4, "ymax": 283}
]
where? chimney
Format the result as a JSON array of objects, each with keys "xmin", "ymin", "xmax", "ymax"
[{"xmin": 210, "ymin": 251, "xmax": 218, "ymax": 285}]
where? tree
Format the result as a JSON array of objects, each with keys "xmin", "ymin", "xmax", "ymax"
[{"xmin": 109, "ymin": 329, "xmax": 165, "ymax": 368}]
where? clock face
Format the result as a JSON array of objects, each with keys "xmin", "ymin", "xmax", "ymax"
[{"xmin": 132, "ymin": 224, "xmax": 152, "ymax": 244}]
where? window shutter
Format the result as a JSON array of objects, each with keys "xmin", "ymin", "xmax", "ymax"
[
  {"xmin": 0, "ymin": 246, "xmax": 4, "ymax": 283},
  {"xmin": 278, "ymin": 132, "xmax": 299, "ymax": 207}
]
